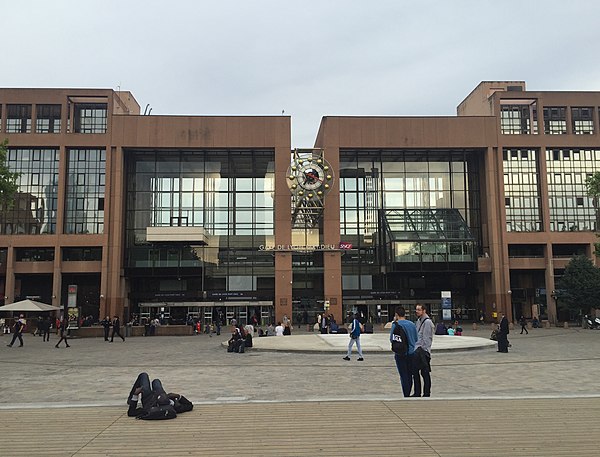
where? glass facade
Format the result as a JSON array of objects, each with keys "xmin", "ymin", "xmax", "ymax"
[
  {"xmin": 74, "ymin": 103, "xmax": 107, "ymax": 133},
  {"xmin": 65, "ymin": 148, "xmax": 106, "ymax": 234},
  {"xmin": 339, "ymin": 149, "xmax": 481, "ymax": 290},
  {"xmin": 125, "ymin": 149, "xmax": 275, "ymax": 302},
  {"xmin": 503, "ymin": 148, "xmax": 542, "ymax": 232},
  {"xmin": 546, "ymin": 148, "xmax": 600, "ymax": 232},
  {"xmin": 1, "ymin": 148, "xmax": 58, "ymax": 234},
  {"xmin": 36, "ymin": 104, "xmax": 61, "ymax": 133}
]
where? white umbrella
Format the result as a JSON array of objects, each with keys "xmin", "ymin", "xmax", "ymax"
[{"xmin": 0, "ymin": 299, "xmax": 61, "ymax": 312}]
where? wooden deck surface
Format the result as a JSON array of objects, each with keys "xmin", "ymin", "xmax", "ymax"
[{"xmin": 2, "ymin": 397, "xmax": 599, "ymax": 456}]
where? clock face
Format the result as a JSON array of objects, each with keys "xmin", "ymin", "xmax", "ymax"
[
  {"xmin": 297, "ymin": 164, "xmax": 325, "ymax": 190},
  {"xmin": 287, "ymin": 150, "xmax": 334, "ymax": 200}
]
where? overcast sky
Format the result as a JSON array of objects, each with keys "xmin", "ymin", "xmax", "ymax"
[{"xmin": 3, "ymin": 1, "xmax": 599, "ymax": 146}]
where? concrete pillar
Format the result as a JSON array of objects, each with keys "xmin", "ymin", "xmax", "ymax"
[{"xmin": 5, "ymin": 247, "xmax": 15, "ymax": 304}]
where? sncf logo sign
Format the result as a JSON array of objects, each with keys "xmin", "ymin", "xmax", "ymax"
[{"xmin": 339, "ymin": 242, "xmax": 353, "ymax": 250}]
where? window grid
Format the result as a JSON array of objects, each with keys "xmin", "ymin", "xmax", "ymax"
[
  {"xmin": 125, "ymin": 149, "xmax": 275, "ymax": 282},
  {"xmin": 74, "ymin": 103, "xmax": 107, "ymax": 133},
  {"xmin": 65, "ymin": 148, "xmax": 106, "ymax": 234},
  {"xmin": 339, "ymin": 149, "xmax": 481, "ymax": 246},
  {"xmin": 503, "ymin": 148, "xmax": 542, "ymax": 232},
  {"xmin": 543, "ymin": 107, "xmax": 567, "ymax": 134},
  {"xmin": 6, "ymin": 104, "xmax": 32, "ymax": 133},
  {"xmin": 546, "ymin": 148, "xmax": 600, "ymax": 231},
  {"xmin": 1, "ymin": 148, "xmax": 59, "ymax": 234},
  {"xmin": 36, "ymin": 104, "xmax": 61, "ymax": 133},
  {"xmin": 571, "ymin": 107, "xmax": 594, "ymax": 134},
  {"xmin": 500, "ymin": 105, "xmax": 531, "ymax": 134}
]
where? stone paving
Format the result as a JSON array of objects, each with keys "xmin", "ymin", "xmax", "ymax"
[{"xmin": 1, "ymin": 326, "xmax": 599, "ymax": 408}]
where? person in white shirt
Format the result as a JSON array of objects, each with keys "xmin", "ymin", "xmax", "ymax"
[{"xmin": 275, "ymin": 322, "xmax": 285, "ymax": 336}]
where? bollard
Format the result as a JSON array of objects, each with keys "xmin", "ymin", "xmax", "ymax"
[
  {"xmin": 544, "ymin": 320, "xmax": 551, "ymax": 329},
  {"xmin": 472, "ymin": 323, "xmax": 478, "ymax": 331},
  {"xmin": 527, "ymin": 322, "xmax": 533, "ymax": 329},
  {"xmin": 563, "ymin": 321, "xmax": 569, "ymax": 329}
]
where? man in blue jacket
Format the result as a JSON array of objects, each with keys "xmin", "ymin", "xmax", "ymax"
[{"xmin": 390, "ymin": 307, "xmax": 418, "ymax": 397}]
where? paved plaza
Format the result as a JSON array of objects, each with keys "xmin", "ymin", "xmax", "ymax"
[
  {"xmin": 1, "ymin": 326, "xmax": 599, "ymax": 456},
  {"xmin": 1, "ymin": 326, "xmax": 598, "ymax": 406}
]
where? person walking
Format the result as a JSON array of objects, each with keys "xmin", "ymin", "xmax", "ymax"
[
  {"xmin": 100, "ymin": 316, "xmax": 111, "ymax": 341},
  {"xmin": 111, "ymin": 315, "xmax": 125, "ymax": 342},
  {"xmin": 343, "ymin": 313, "xmax": 364, "ymax": 361},
  {"xmin": 390, "ymin": 307, "xmax": 418, "ymax": 397},
  {"xmin": 412, "ymin": 304, "xmax": 434, "ymax": 397},
  {"xmin": 55, "ymin": 317, "xmax": 70, "ymax": 348},
  {"xmin": 519, "ymin": 315, "xmax": 529, "ymax": 335},
  {"xmin": 7, "ymin": 315, "xmax": 26, "ymax": 347},
  {"xmin": 41, "ymin": 316, "xmax": 51, "ymax": 342},
  {"xmin": 497, "ymin": 312, "xmax": 509, "ymax": 353}
]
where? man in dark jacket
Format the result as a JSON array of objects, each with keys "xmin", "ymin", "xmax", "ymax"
[
  {"xmin": 110, "ymin": 316, "xmax": 125, "ymax": 342},
  {"xmin": 126, "ymin": 372, "xmax": 192, "ymax": 419},
  {"xmin": 7, "ymin": 315, "xmax": 25, "ymax": 347},
  {"xmin": 497, "ymin": 312, "xmax": 510, "ymax": 353},
  {"xmin": 100, "ymin": 316, "xmax": 111, "ymax": 341}
]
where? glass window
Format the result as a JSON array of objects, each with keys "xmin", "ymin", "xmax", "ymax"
[
  {"xmin": 36, "ymin": 104, "xmax": 61, "ymax": 133},
  {"xmin": 65, "ymin": 148, "xmax": 106, "ymax": 234},
  {"xmin": 543, "ymin": 106, "xmax": 567, "ymax": 134},
  {"xmin": 62, "ymin": 247, "xmax": 102, "ymax": 261},
  {"xmin": 500, "ymin": 104, "xmax": 532, "ymax": 134},
  {"xmin": 503, "ymin": 149, "xmax": 542, "ymax": 232},
  {"xmin": 547, "ymin": 148, "xmax": 600, "ymax": 231},
  {"xmin": 6, "ymin": 104, "xmax": 32, "ymax": 133},
  {"xmin": 74, "ymin": 103, "xmax": 107, "ymax": 133},
  {"xmin": 1, "ymin": 148, "xmax": 59, "ymax": 234},
  {"xmin": 571, "ymin": 107, "xmax": 594, "ymax": 134}
]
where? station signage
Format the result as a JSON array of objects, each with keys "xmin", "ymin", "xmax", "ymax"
[{"xmin": 258, "ymin": 242, "xmax": 352, "ymax": 252}]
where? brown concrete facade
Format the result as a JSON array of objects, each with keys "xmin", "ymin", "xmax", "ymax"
[{"xmin": 2, "ymin": 82, "xmax": 600, "ymax": 326}]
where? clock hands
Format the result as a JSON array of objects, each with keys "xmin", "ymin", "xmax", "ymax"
[{"xmin": 305, "ymin": 171, "xmax": 322, "ymax": 182}]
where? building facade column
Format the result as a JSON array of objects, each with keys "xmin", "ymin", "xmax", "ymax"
[
  {"xmin": 5, "ymin": 247, "xmax": 15, "ymax": 304},
  {"xmin": 274, "ymin": 144, "xmax": 292, "ymax": 323},
  {"xmin": 322, "ymin": 145, "xmax": 342, "ymax": 322}
]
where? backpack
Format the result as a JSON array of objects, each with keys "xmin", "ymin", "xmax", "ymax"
[
  {"xmin": 170, "ymin": 394, "xmax": 193, "ymax": 413},
  {"xmin": 350, "ymin": 319, "xmax": 361, "ymax": 339},
  {"xmin": 391, "ymin": 321, "xmax": 409, "ymax": 355}
]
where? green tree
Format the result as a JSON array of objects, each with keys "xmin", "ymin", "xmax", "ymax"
[
  {"xmin": 0, "ymin": 139, "xmax": 19, "ymax": 208},
  {"xmin": 585, "ymin": 171, "xmax": 600, "ymax": 255},
  {"xmin": 556, "ymin": 255, "xmax": 600, "ymax": 314}
]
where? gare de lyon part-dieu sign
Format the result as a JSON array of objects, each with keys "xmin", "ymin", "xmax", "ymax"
[{"xmin": 258, "ymin": 243, "xmax": 352, "ymax": 252}]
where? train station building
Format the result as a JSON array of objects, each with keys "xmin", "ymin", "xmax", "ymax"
[{"xmin": 1, "ymin": 81, "xmax": 599, "ymax": 326}]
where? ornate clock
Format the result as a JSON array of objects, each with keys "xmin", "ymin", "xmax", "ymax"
[{"xmin": 287, "ymin": 148, "xmax": 334, "ymax": 227}]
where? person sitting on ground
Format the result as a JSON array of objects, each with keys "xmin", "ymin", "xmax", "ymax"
[
  {"xmin": 266, "ymin": 323, "xmax": 275, "ymax": 336},
  {"xmin": 435, "ymin": 322, "xmax": 448, "ymax": 335},
  {"xmin": 329, "ymin": 318, "xmax": 339, "ymax": 333},
  {"xmin": 227, "ymin": 325, "xmax": 245, "ymax": 353},
  {"xmin": 532, "ymin": 316, "xmax": 540, "ymax": 328},
  {"xmin": 453, "ymin": 320, "xmax": 463, "ymax": 336},
  {"xmin": 275, "ymin": 321, "xmax": 284, "ymax": 336},
  {"xmin": 127, "ymin": 372, "xmax": 192, "ymax": 420}
]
